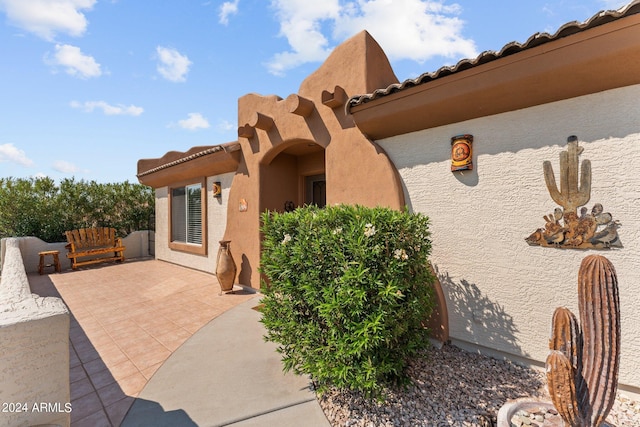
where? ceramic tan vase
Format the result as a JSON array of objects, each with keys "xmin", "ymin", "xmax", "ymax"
[{"xmin": 216, "ymin": 240, "xmax": 237, "ymax": 292}]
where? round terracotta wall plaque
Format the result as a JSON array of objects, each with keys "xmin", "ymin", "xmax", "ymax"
[{"xmin": 451, "ymin": 134, "xmax": 473, "ymax": 171}]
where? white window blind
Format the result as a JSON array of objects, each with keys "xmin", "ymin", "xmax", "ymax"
[
  {"xmin": 186, "ymin": 184, "xmax": 202, "ymax": 244},
  {"xmin": 171, "ymin": 183, "xmax": 202, "ymax": 245}
]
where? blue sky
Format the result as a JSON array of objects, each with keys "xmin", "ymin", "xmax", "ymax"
[{"xmin": 0, "ymin": 0, "xmax": 630, "ymax": 183}]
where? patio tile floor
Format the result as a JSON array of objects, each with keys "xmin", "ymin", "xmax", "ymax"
[{"xmin": 28, "ymin": 258, "xmax": 256, "ymax": 427}]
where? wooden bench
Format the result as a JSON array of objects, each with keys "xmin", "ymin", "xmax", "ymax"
[{"xmin": 65, "ymin": 227, "xmax": 126, "ymax": 270}]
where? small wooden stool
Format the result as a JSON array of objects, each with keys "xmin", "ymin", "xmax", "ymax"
[{"xmin": 38, "ymin": 250, "xmax": 61, "ymax": 275}]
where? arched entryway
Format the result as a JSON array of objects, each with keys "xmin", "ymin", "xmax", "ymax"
[{"xmin": 260, "ymin": 140, "xmax": 326, "ymax": 213}]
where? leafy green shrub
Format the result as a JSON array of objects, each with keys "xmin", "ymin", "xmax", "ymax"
[
  {"xmin": 260, "ymin": 204, "xmax": 435, "ymax": 398},
  {"xmin": 0, "ymin": 177, "xmax": 154, "ymax": 242}
]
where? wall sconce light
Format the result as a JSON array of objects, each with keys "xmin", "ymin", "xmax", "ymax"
[
  {"xmin": 451, "ymin": 134, "xmax": 473, "ymax": 172},
  {"xmin": 212, "ymin": 181, "xmax": 222, "ymax": 198},
  {"xmin": 284, "ymin": 201, "xmax": 295, "ymax": 212},
  {"xmin": 239, "ymin": 198, "xmax": 248, "ymax": 212}
]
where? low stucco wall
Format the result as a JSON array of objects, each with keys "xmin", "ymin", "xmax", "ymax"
[
  {"xmin": 378, "ymin": 84, "xmax": 640, "ymax": 395},
  {"xmin": 154, "ymin": 172, "xmax": 234, "ymax": 274},
  {"xmin": 0, "ymin": 238, "xmax": 70, "ymax": 427},
  {"xmin": 0, "ymin": 230, "xmax": 153, "ymax": 274}
]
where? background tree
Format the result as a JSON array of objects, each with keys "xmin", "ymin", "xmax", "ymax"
[{"xmin": 0, "ymin": 177, "xmax": 154, "ymax": 242}]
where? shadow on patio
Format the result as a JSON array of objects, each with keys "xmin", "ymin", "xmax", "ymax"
[{"xmin": 28, "ymin": 258, "xmax": 256, "ymax": 427}]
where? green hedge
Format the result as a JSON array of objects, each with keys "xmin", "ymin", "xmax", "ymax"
[
  {"xmin": 260, "ymin": 204, "xmax": 435, "ymax": 398},
  {"xmin": 0, "ymin": 177, "xmax": 154, "ymax": 242}
]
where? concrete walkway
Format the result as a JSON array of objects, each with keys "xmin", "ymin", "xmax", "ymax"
[
  {"xmin": 121, "ymin": 297, "xmax": 330, "ymax": 427},
  {"xmin": 27, "ymin": 258, "xmax": 327, "ymax": 426},
  {"xmin": 26, "ymin": 259, "xmax": 329, "ymax": 426}
]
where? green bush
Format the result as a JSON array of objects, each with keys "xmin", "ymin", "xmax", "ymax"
[
  {"xmin": 260, "ymin": 204, "xmax": 435, "ymax": 398},
  {"xmin": 0, "ymin": 177, "xmax": 154, "ymax": 242}
]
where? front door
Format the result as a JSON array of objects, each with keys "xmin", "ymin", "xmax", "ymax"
[{"xmin": 305, "ymin": 174, "xmax": 326, "ymax": 207}]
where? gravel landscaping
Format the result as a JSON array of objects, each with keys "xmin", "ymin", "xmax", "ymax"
[{"xmin": 317, "ymin": 344, "xmax": 640, "ymax": 426}]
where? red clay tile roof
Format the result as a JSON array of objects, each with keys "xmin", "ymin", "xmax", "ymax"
[
  {"xmin": 136, "ymin": 141, "xmax": 240, "ymax": 178},
  {"xmin": 347, "ymin": 0, "xmax": 640, "ymax": 111}
]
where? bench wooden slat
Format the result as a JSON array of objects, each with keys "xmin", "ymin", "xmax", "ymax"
[
  {"xmin": 70, "ymin": 255, "xmax": 122, "ymax": 268},
  {"xmin": 71, "ymin": 246, "xmax": 126, "ymax": 258},
  {"xmin": 85, "ymin": 228, "xmax": 92, "ymax": 246},
  {"xmin": 104, "ymin": 228, "xmax": 113, "ymax": 246},
  {"xmin": 72, "ymin": 229, "xmax": 82, "ymax": 248}
]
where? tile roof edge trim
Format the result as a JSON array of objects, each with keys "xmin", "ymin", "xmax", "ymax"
[
  {"xmin": 137, "ymin": 142, "xmax": 240, "ymax": 178},
  {"xmin": 346, "ymin": 0, "xmax": 640, "ymax": 111}
]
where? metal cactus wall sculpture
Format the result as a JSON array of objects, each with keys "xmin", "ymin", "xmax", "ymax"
[
  {"xmin": 546, "ymin": 255, "xmax": 620, "ymax": 426},
  {"xmin": 526, "ymin": 136, "xmax": 621, "ymax": 249},
  {"xmin": 544, "ymin": 135, "xmax": 591, "ymax": 215}
]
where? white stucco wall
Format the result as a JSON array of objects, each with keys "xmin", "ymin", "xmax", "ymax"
[
  {"xmin": 0, "ymin": 238, "xmax": 71, "ymax": 427},
  {"xmin": 378, "ymin": 84, "xmax": 640, "ymax": 395},
  {"xmin": 154, "ymin": 173, "xmax": 234, "ymax": 274}
]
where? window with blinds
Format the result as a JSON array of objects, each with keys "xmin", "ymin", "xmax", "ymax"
[{"xmin": 171, "ymin": 183, "xmax": 202, "ymax": 245}]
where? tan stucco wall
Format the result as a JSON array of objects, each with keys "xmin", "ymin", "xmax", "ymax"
[
  {"xmin": 154, "ymin": 173, "xmax": 234, "ymax": 274},
  {"xmin": 261, "ymin": 153, "xmax": 300, "ymax": 212},
  {"xmin": 0, "ymin": 238, "xmax": 71, "ymax": 427},
  {"xmin": 377, "ymin": 84, "xmax": 640, "ymax": 395},
  {"xmin": 0, "ymin": 315, "xmax": 71, "ymax": 427},
  {"xmin": 225, "ymin": 32, "xmax": 406, "ymax": 288}
]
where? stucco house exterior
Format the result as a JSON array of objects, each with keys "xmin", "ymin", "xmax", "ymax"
[{"xmin": 138, "ymin": 2, "xmax": 640, "ymax": 397}]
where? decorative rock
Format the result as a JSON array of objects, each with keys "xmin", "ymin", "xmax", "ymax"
[
  {"xmin": 316, "ymin": 344, "xmax": 640, "ymax": 427},
  {"xmin": 519, "ymin": 415, "xmax": 532, "ymax": 425}
]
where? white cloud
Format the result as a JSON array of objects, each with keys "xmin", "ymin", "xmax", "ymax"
[
  {"xmin": 47, "ymin": 44, "xmax": 102, "ymax": 78},
  {"xmin": 219, "ymin": 0, "xmax": 239, "ymax": 25},
  {"xmin": 0, "ymin": 143, "xmax": 34, "ymax": 167},
  {"xmin": 156, "ymin": 46, "xmax": 192, "ymax": 82},
  {"xmin": 0, "ymin": 0, "xmax": 96, "ymax": 41},
  {"xmin": 70, "ymin": 100, "xmax": 144, "ymax": 116},
  {"xmin": 266, "ymin": 0, "xmax": 341, "ymax": 75},
  {"xmin": 266, "ymin": 0, "xmax": 477, "ymax": 75},
  {"xmin": 53, "ymin": 160, "xmax": 80, "ymax": 174},
  {"xmin": 335, "ymin": 1, "xmax": 477, "ymax": 62},
  {"xmin": 177, "ymin": 113, "xmax": 210, "ymax": 131},
  {"xmin": 216, "ymin": 119, "xmax": 235, "ymax": 132}
]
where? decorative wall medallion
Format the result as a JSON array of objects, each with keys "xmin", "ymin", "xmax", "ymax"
[
  {"xmin": 451, "ymin": 134, "xmax": 473, "ymax": 171},
  {"xmin": 239, "ymin": 198, "xmax": 248, "ymax": 212},
  {"xmin": 525, "ymin": 136, "xmax": 621, "ymax": 249},
  {"xmin": 212, "ymin": 181, "xmax": 222, "ymax": 198}
]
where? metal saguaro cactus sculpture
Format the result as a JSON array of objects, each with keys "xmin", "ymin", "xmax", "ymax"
[
  {"xmin": 543, "ymin": 135, "xmax": 591, "ymax": 215},
  {"xmin": 546, "ymin": 255, "xmax": 621, "ymax": 426},
  {"xmin": 526, "ymin": 136, "xmax": 621, "ymax": 249}
]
